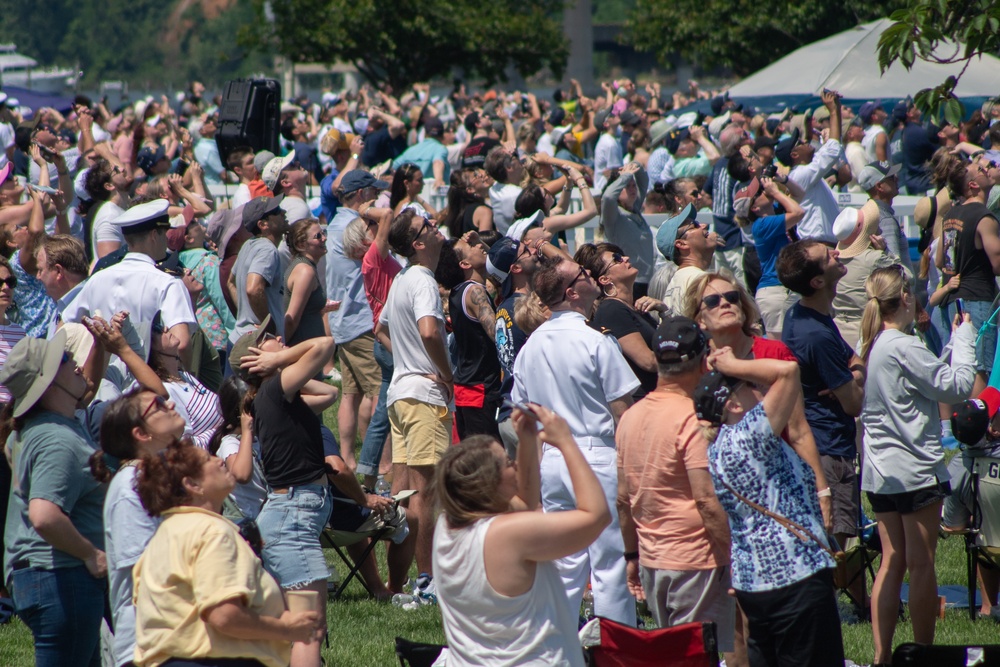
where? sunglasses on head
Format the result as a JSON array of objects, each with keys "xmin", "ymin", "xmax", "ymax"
[
  {"xmin": 141, "ymin": 394, "xmax": 170, "ymax": 421},
  {"xmin": 0, "ymin": 276, "xmax": 16, "ymax": 289},
  {"xmin": 702, "ymin": 290, "xmax": 741, "ymax": 310}
]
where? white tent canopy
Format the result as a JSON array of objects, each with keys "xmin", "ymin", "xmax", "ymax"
[{"xmin": 728, "ymin": 19, "xmax": 1000, "ymax": 100}]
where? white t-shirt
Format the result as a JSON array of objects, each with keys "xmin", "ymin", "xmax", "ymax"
[
  {"xmin": 217, "ymin": 434, "xmax": 268, "ymax": 520},
  {"xmin": 862, "ymin": 125, "xmax": 886, "ymax": 163},
  {"xmin": 594, "ymin": 133, "xmax": 624, "ymax": 193},
  {"xmin": 662, "ymin": 265, "xmax": 706, "ymax": 316},
  {"xmin": 91, "ymin": 200, "xmax": 126, "ymax": 256},
  {"xmin": 380, "ymin": 264, "xmax": 451, "ymax": 407},
  {"xmin": 0, "ymin": 122, "xmax": 14, "ymax": 168},
  {"xmin": 280, "ymin": 195, "xmax": 312, "ymax": 223},
  {"xmin": 231, "ymin": 183, "xmax": 252, "ymax": 210},
  {"xmin": 489, "ymin": 183, "xmax": 522, "ymax": 235}
]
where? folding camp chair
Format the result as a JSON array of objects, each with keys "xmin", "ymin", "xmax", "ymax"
[
  {"xmin": 962, "ymin": 457, "xmax": 1000, "ymax": 620},
  {"xmin": 834, "ymin": 514, "xmax": 881, "ymax": 620},
  {"xmin": 579, "ymin": 617, "xmax": 718, "ymax": 667},
  {"xmin": 394, "ymin": 636, "xmax": 446, "ymax": 667},
  {"xmin": 319, "ymin": 519, "xmax": 393, "ymax": 600}
]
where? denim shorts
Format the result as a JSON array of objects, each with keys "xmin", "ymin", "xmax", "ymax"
[{"xmin": 256, "ymin": 483, "xmax": 333, "ymax": 589}]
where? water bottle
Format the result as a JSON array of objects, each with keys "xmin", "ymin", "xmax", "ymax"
[
  {"xmin": 327, "ymin": 565, "xmax": 341, "ymax": 598},
  {"xmin": 375, "ymin": 476, "xmax": 392, "ymax": 498}
]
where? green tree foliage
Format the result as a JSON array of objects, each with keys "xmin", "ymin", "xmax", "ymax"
[
  {"xmin": 876, "ymin": 0, "xmax": 1000, "ymax": 124},
  {"xmin": 0, "ymin": 0, "xmax": 268, "ymax": 88},
  {"xmin": 238, "ymin": 0, "xmax": 569, "ymax": 91},
  {"xmin": 624, "ymin": 0, "xmax": 902, "ymax": 77}
]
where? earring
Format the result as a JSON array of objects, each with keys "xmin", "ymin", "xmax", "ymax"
[{"xmin": 602, "ymin": 282, "xmax": 618, "ymax": 298}]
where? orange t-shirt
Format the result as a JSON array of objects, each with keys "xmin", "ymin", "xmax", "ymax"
[
  {"xmin": 616, "ymin": 390, "xmax": 728, "ymax": 571},
  {"xmin": 248, "ymin": 179, "xmax": 272, "ymax": 199}
]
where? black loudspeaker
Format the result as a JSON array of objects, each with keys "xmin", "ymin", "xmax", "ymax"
[{"xmin": 215, "ymin": 78, "xmax": 281, "ymax": 166}]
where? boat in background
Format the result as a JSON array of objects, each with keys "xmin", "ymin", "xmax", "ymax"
[{"xmin": 0, "ymin": 44, "xmax": 78, "ymax": 94}]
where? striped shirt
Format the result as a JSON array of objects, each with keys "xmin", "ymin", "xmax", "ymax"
[
  {"xmin": 0, "ymin": 322, "xmax": 26, "ymax": 404},
  {"xmin": 132, "ymin": 372, "xmax": 222, "ymax": 449}
]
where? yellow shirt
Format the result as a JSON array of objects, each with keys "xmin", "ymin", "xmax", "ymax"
[{"xmin": 133, "ymin": 506, "xmax": 290, "ymax": 667}]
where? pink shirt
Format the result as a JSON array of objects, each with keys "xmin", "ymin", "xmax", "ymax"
[{"xmin": 362, "ymin": 243, "xmax": 402, "ymax": 328}]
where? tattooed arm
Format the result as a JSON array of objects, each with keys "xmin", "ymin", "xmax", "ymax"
[{"xmin": 464, "ymin": 283, "xmax": 496, "ymax": 339}]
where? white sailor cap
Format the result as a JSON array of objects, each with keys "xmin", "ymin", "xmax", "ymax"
[{"xmin": 110, "ymin": 199, "xmax": 171, "ymax": 232}]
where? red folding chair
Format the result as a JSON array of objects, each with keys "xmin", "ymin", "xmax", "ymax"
[{"xmin": 580, "ymin": 617, "xmax": 718, "ymax": 667}]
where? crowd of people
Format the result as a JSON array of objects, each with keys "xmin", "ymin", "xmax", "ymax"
[{"xmin": 1, "ymin": 74, "xmax": 1000, "ymax": 667}]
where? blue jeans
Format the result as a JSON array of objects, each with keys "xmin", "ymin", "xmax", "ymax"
[
  {"xmin": 11, "ymin": 565, "xmax": 105, "ymax": 667},
  {"xmin": 257, "ymin": 483, "xmax": 334, "ymax": 589},
  {"xmin": 939, "ymin": 299, "xmax": 997, "ymax": 374},
  {"xmin": 357, "ymin": 340, "xmax": 393, "ymax": 477}
]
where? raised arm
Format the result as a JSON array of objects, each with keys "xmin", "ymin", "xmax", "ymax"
[
  {"xmin": 711, "ymin": 347, "xmax": 801, "ymax": 436},
  {"xmin": 239, "ymin": 337, "xmax": 334, "ymax": 401}
]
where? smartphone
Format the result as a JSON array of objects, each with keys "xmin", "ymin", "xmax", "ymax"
[
  {"xmin": 502, "ymin": 398, "xmax": 535, "ymax": 415},
  {"xmin": 955, "ymin": 298, "xmax": 965, "ymax": 318}
]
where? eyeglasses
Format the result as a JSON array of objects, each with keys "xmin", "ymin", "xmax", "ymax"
[
  {"xmin": 260, "ymin": 331, "xmax": 278, "ymax": 345},
  {"xmin": 311, "ymin": 230, "xmax": 327, "ymax": 240},
  {"xmin": 701, "ymin": 290, "xmax": 741, "ymax": 310},
  {"xmin": 141, "ymin": 394, "xmax": 169, "ymax": 421},
  {"xmin": 0, "ymin": 276, "xmax": 16, "ymax": 289},
  {"xmin": 689, "ymin": 189, "xmax": 702, "ymax": 198}
]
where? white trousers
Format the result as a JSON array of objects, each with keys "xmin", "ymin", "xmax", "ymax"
[{"xmin": 540, "ymin": 443, "xmax": 637, "ymax": 626}]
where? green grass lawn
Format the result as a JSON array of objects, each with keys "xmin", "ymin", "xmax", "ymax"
[{"xmin": 1, "ymin": 393, "xmax": 998, "ymax": 665}]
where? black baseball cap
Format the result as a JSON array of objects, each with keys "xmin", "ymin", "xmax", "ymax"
[{"xmin": 653, "ymin": 316, "xmax": 709, "ymax": 364}]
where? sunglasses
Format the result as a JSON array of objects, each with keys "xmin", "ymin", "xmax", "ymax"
[
  {"xmin": 141, "ymin": 394, "xmax": 170, "ymax": 421},
  {"xmin": 701, "ymin": 290, "xmax": 741, "ymax": 310},
  {"xmin": 0, "ymin": 276, "xmax": 16, "ymax": 289},
  {"xmin": 678, "ymin": 221, "xmax": 702, "ymax": 238},
  {"xmin": 551, "ymin": 266, "xmax": 590, "ymax": 305},
  {"xmin": 414, "ymin": 218, "xmax": 436, "ymax": 240},
  {"xmin": 601, "ymin": 252, "xmax": 625, "ymax": 276},
  {"xmin": 311, "ymin": 230, "xmax": 327, "ymax": 240}
]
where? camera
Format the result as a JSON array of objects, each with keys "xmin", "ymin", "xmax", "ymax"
[{"xmin": 760, "ymin": 164, "xmax": 778, "ymax": 179}]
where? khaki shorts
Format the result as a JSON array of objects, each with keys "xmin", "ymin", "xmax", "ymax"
[
  {"xmin": 389, "ymin": 398, "xmax": 452, "ymax": 467},
  {"xmin": 337, "ymin": 331, "xmax": 381, "ymax": 397},
  {"xmin": 639, "ymin": 565, "xmax": 736, "ymax": 653}
]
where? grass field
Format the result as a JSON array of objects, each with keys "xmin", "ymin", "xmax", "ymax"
[{"xmin": 1, "ymin": 394, "xmax": 998, "ymax": 666}]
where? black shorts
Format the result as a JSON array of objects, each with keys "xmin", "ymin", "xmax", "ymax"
[{"xmin": 867, "ymin": 480, "xmax": 952, "ymax": 515}]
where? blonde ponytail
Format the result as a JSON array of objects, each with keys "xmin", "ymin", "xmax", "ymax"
[{"xmin": 859, "ymin": 265, "xmax": 909, "ymax": 364}]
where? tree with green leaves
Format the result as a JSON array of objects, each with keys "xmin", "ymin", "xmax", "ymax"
[
  {"xmin": 624, "ymin": 0, "xmax": 901, "ymax": 77},
  {"xmin": 876, "ymin": 1, "xmax": 1000, "ymax": 125},
  {"xmin": 238, "ymin": 0, "xmax": 568, "ymax": 91}
]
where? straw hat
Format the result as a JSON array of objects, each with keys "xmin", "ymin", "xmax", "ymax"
[{"xmin": 836, "ymin": 200, "xmax": 881, "ymax": 258}]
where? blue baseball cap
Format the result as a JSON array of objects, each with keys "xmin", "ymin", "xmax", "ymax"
[
  {"xmin": 340, "ymin": 169, "xmax": 389, "ymax": 195},
  {"xmin": 656, "ymin": 203, "xmax": 696, "ymax": 262}
]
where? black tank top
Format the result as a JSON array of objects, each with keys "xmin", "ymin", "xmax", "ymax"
[
  {"xmin": 461, "ymin": 202, "xmax": 487, "ymax": 234},
  {"xmin": 941, "ymin": 202, "xmax": 998, "ymax": 303},
  {"xmin": 448, "ymin": 280, "xmax": 501, "ymax": 395}
]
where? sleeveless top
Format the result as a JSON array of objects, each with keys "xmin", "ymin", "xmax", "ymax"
[
  {"xmin": 282, "ymin": 256, "xmax": 328, "ymax": 345},
  {"xmin": 432, "ymin": 515, "xmax": 585, "ymax": 667},
  {"xmin": 941, "ymin": 202, "xmax": 998, "ymax": 303},
  {"xmin": 462, "ymin": 202, "xmax": 488, "ymax": 234},
  {"xmin": 448, "ymin": 280, "xmax": 501, "ymax": 395}
]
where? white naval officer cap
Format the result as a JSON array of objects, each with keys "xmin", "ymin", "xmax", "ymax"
[{"xmin": 110, "ymin": 199, "xmax": 172, "ymax": 234}]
